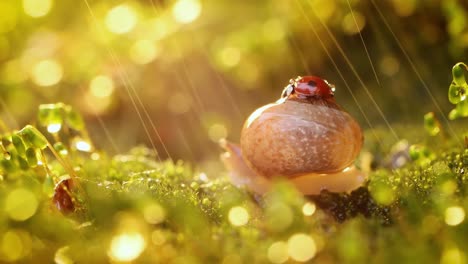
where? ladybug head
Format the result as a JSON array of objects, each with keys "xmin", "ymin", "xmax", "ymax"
[{"xmin": 282, "ymin": 76, "xmax": 335, "ymax": 99}]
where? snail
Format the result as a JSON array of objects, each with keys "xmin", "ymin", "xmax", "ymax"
[{"xmin": 220, "ymin": 76, "xmax": 366, "ymax": 195}]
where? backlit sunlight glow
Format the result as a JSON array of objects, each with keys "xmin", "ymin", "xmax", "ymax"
[
  {"xmin": 105, "ymin": 4, "xmax": 137, "ymax": 34},
  {"xmin": 22, "ymin": 0, "xmax": 53, "ymax": 18},
  {"xmin": 172, "ymin": 0, "xmax": 202, "ymax": 24},
  {"xmin": 90, "ymin": 75, "xmax": 114, "ymax": 98},
  {"xmin": 32, "ymin": 59, "xmax": 63, "ymax": 87},
  {"xmin": 108, "ymin": 232, "xmax": 146, "ymax": 262}
]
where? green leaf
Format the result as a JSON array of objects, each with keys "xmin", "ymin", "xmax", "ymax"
[
  {"xmin": 0, "ymin": 158, "xmax": 16, "ymax": 173},
  {"xmin": 456, "ymin": 99, "xmax": 468, "ymax": 117},
  {"xmin": 448, "ymin": 83, "xmax": 463, "ymax": 104},
  {"xmin": 17, "ymin": 156, "xmax": 29, "ymax": 170},
  {"xmin": 423, "ymin": 112, "xmax": 440, "ymax": 136},
  {"xmin": 452, "ymin": 63, "xmax": 466, "ymax": 86},
  {"xmin": 38, "ymin": 104, "xmax": 64, "ymax": 127},
  {"xmin": 64, "ymin": 106, "xmax": 84, "ymax": 131},
  {"xmin": 11, "ymin": 135, "xmax": 26, "ymax": 156},
  {"xmin": 25, "ymin": 148, "xmax": 38, "ymax": 167},
  {"xmin": 18, "ymin": 125, "xmax": 48, "ymax": 150},
  {"xmin": 43, "ymin": 174, "xmax": 55, "ymax": 198}
]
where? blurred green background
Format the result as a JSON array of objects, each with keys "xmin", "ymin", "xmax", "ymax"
[{"xmin": 0, "ymin": 0, "xmax": 466, "ymax": 163}]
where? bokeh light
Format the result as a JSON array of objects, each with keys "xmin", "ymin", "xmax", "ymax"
[
  {"xmin": 47, "ymin": 123, "xmax": 62, "ymax": 133},
  {"xmin": 217, "ymin": 46, "xmax": 241, "ymax": 68},
  {"xmin": 168, "ymin": 92, "xmax": 192, "ymax": 114},
  {"xmin": 228, "ymin": 206, "xmax": 249, "ymax": 226},
  {"xmin": 222, "ymin": 254, "xmax": 242, "ymax": 264},
  {"xmin": 392, "ymin": 0, "xmax": 416, "ymax": 17},
  {"xmin": 266, "ymin": 202, "xmax": 293, "ymax": 232},
  {"xmin": 380, "ymin": 55, "xmax": 400, "ymax": 76},
  {"xmin": 302, "ymin": 202, "xmax": 316, "ymax": 216},
  {"xmin": 108, "ymin": 232, "xmax": 146, "ymax": 262},
  {"xmin": 31, "ymin": 59, "xmax": 63, "ymax": 87},
  {"xmin": 22, "ymin": 0, "xmax": 53, "ymax": 18},
  {"xmin": 267, "ymin": 241, "xmax": 289, "ymax": 264},
  {"xmin": 143, "ymin": 203, "xmax": 166, "ymax": 224},
  {"xmin": 342, "ymin": 12, "xmax": 366, "ymax": 35},
  {"xmin": 105, "ymin": 4, "xmax": 137, "ymax": 34},
  {"xmin": 287, "ymin": 233, "xmax": 317, "ymax": 262},
  {"xmin": 445, "ymin": 206, "xmax": 465, "ymax": 226},
  {"xmin": 208, "ymin": 123, "xmax": 227, "ymax": 142},
  {"xmin": 0, "ymin": 59, "xmax": 28, "ymax": 85},
  {"xmin": 172, "ymin": 0, "xmax": 202, "ymax": 24},
  {"xmin": 309, "ymin": 0, "xmax": 336, "ymax": 22},
  {"xmin": 441, "ymin": 247, "xmax": 465, "ymax": 264},
  {"xmin": 130, "ymin": 40, "xmax": 158, "ymax": 65},
  {"xmin": 75, "ymin": 139, "xmax": 92, "ymax": 152},
  {"xmin": 0, "ymin": 2, "xmax": 18, "ymax": 33},
  {"xmin": 1, "ymin": 230, "xmax": 32, "ymax": 262},
  {"xmin": 151, "ymin": 230, "xmax": 167, "ymax": 246},
  {"xmin": 90, "ymin": 75, "xmax": 115, "ymax": 98},
  {"xmin": 5, "ymin": 188, "xmax": 38, "ymax": 221}
]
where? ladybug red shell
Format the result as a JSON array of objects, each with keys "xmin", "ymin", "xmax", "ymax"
[
  {"xmin": 53, "ymin": 177, "xmax": 75, "ymax": 214},
  {"xmin": 282, "ymin": 76, "xmax": 335, "ymax": 99}
]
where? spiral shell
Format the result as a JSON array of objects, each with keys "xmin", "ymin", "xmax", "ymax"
[{"xmin": 240, "ymin": 97, "xmax": 363, "ymax": 178}]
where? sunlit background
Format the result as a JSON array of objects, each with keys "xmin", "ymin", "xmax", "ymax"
[{"xmin": 0, "ymin": 0, "xmax": 467, "ymax": 164}]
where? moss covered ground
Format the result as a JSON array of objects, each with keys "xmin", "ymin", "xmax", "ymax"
[{"xmin": 0, "ymin": 101, "xmax": 466, "ymax": 263}]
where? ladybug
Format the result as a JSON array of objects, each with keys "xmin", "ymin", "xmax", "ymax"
[{"xmin": 282, "ymin": 76, "xmax": 335, "ymax": 99}]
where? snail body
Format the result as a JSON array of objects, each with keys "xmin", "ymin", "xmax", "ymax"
[{"xmin": 221, "ymin": 76, "xmax": 366, "ymax": 194}]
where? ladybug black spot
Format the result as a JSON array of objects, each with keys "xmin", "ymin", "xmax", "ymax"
[{"xmin": 307, "ymin": 80, "xmax": 317, "ymax": 87}]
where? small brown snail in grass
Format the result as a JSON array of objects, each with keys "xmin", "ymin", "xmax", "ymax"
[{"xmin": 221, "ymin": 76, "xmax": 366, "ymax": 195}]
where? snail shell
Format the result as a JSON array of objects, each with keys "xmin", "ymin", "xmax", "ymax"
[{"xmin": 240, "ymin": 76, "xmax": 363, "ymax": 179}]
